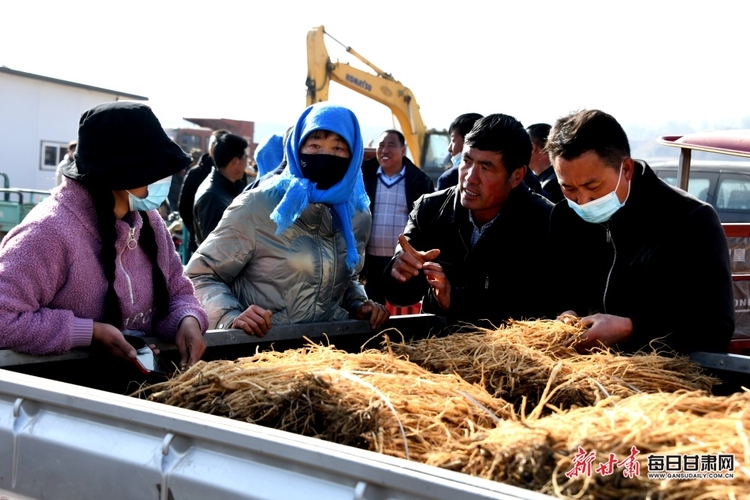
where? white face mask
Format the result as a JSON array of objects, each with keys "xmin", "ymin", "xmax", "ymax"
[
  {"xmin": 127, "ymin": 177, "xmax": 171, "ymax": 212},
  {"xmin": 567, "ymin": 164, "xmax": 630, "ymax": 224},
  {"xmin": 451, "ymin": 153, "xmax": 462, "ymax": 168}
]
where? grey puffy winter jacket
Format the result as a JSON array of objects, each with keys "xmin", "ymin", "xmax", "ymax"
[{"xmin": 185, "ymin": 187, "xmax": 370, "ymax": 330}]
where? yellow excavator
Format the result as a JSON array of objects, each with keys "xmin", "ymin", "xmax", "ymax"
[{"xmin": 306, "ymin": 25, "xmax": 448, "ymax": 179}]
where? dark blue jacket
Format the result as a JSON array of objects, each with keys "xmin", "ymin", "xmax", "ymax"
[
  {"xmin": 537, "ymin": 166, "xmax": 564, "ymax": 203},
  {"xmin": 179, "ymin": 154, "xmax": 214, "ymax": 251},
  {"xmin": 193, "ymin": 168, "xmax": 241, "ymax": 246}
]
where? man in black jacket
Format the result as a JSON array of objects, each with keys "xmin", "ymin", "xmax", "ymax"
[
  {"xmin": 384, "ymin": 114, "xmax": 554, "ymax": 328},
  {"xmin": 361, "ymin": 130, "xmax": 434, "ymax": 304},
  {"xmin": 178, "ymin": 129, "xmax": 229, "ymax": 252},
  {"xmin": 193, "ymin": 133, "xmax": 248, "ymax": 246},
  {"xmin": 547, "ymin": 109, "xmax": 734, "ymax": 354},
  {"xmin": 527, "ymin": 123, "xmax": 564, "ymax": 203}
]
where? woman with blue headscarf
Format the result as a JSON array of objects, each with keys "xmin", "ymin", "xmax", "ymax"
[{"xmin": 186, "ymin": 103, "xmax": 389, "ymax": 336}]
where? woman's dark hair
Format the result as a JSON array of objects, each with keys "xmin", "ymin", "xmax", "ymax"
[
  {"xmin": 138, "ymin": 211, "xmax": 170, "ymax": 320},
  {"xmin": 87, "ymin": 185, "xmax": 170, "ymax": 327}
]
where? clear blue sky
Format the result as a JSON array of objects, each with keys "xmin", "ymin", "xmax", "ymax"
[{"xmin": 2, "ymin": 0, "xmax": 748, "ymax": 155}]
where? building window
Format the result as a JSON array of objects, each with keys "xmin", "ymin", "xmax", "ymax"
[
  {"xmin": 179, "ymin": 134, "xmax": 203, "ymax": 154},
  {"xmin": 40, "ymin": 141, "xmax": 68, "ymax": 171}
]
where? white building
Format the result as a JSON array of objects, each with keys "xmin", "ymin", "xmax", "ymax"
[{"xmin": 0, "ymin": 66, "xmax": 147, "ymax": 190}]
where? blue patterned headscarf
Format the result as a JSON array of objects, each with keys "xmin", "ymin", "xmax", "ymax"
[{"xmin": 262, "ymin": 103, "xmax": 369, "ymax": 270}]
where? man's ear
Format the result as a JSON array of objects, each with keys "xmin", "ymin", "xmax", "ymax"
[
  {"xmin": 509, "ymin": 165, "xmax": 527, "ymax": 188},
  {"xmin": 622, "ymin": 157, "xmax": 636, "ymax": 181}
]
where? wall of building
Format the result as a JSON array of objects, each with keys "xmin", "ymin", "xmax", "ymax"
[{"xmin": 0, "ymin": 71, "xmax": 142, "ymax": 190}]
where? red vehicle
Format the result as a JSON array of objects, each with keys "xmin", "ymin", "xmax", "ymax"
[{"xmin": 658, "ymin": 129, "xmax": 750, "ymax": 360}]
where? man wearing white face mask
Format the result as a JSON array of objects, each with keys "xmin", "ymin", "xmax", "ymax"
[
  {"xmin": 548, "ymin": 109, "xmax": 734, "ymax": 355},
  {"xmin": 436, "ymin": 113, "xmax": 483, "ymax": 191}
]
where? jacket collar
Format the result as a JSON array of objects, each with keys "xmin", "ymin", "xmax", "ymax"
[
  {"xmin": 607, "ymin": 159, "xmax": 650, "ymax": 224},
  {"xmin": 437, "ymin": 183, "xmax": 531, "ymax": 239},
  {"xmin": 537, "ymin": 166, "xmax": 556, "ymax": 183},
  {"xmin": 211, "ymin": 167, "xmax": 242, "ymax": 196},
  {"xmin": 297, "ymin": 202, "xmax": 334, "ymax": 235}
]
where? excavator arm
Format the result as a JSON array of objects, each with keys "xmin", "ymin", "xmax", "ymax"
[{"xmin": 306, "ymin": 25, "xmax": 433, "ymax": 167}]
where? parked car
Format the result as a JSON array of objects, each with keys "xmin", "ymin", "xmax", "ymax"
[{"xmin": 649, "ymin": 159, "xmax": 750, "ymax": 222}]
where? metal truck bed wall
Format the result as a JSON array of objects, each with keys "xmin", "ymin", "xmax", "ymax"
[{"xmin": 0, "ymin": 316, "xmax": 447, "ymax": 394}]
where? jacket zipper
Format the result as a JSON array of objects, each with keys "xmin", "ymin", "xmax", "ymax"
[
  {"xmin": 117, "ymin": 227, "xmax": 137, "ymax": 305},
  {"xmin": 602, "ymin": 223, "xmax": 616, "ymax": 314},
  {"xmin": 460, "ymin": 226, "xmax": 490, "ymax": 291},
  {"xmin": 318, "ymin": 208, "xmax": 333, "ymax": 318}
]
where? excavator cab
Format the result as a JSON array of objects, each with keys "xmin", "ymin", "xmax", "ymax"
[{"xmin": 421, "ymin": 131, "xmax": 451, "ymax": 182}]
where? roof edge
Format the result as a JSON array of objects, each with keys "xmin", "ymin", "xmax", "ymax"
[
  {"xmin": 0, "ymin": 66, "xmax": 148, "ymax": 101},
  {"xmin": 657, "ymin": 130, "xmax": 750, "ymax": 159}
]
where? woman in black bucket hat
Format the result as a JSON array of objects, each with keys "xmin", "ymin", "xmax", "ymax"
[{"xmin": 0, "ymin": 101, "xmax": 208, "ymax": 370}]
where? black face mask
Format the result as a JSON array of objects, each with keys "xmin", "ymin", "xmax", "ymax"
[{"xmin": 298, "ymin": 153, "xmax": 350, "ymax": 189}]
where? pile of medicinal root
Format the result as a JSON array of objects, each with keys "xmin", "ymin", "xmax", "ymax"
[
  {"xmin": 140, "ymin": 321, "xmax": 748, "ymax": 499},
  {"xmin": 142, "ymin": 344, "xmax": 515, "ymax": 462},
  {"xmin": 391, "ymin": 319, "xmax": 719, "ymax": 416},
  {"xmin": 427, "ymin": 390, "xmax": 750, "ymax": 500}
]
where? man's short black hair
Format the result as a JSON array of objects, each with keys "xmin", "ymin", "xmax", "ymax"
[
  {"xmin": 213, "ymin": 133, "xmax": 248, "ymax": 169},
  {"xmin": 449, "ymin": 113, "xmax": 483, "ymax": 138},
  {"xmin": 526, "ymin": 123, "xmax": 551, "ymax": 150},
  {"xmin": 546, "ymin": 110, "xmax": 630, "ymax": 169},
  {"xmin": 464, "ymin": 114, "xmax": 531, "ymax": 174},
  {"xmin": 381, "ymin": 129, "xmax": 405, "ymax": 147}
]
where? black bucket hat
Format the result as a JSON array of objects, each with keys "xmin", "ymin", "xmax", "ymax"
[{"xmin": 62, "ymin": 101, "xmax": 192, "ymax": 190}]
